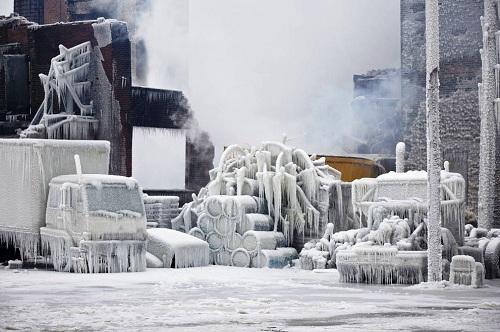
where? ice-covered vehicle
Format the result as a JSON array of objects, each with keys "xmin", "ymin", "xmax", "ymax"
[
  {"xmin": 41, "ymin": 174, "xmax": 147, "ymax": 273},
  {"xmin": 0, "ymin": 139, "xmax": 110, "ymax": 259}
]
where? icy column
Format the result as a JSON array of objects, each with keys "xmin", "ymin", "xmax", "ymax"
[
  {"xmin": 478, "ymin": 0, "xmax": 498, "ymax": 230},
  {"xmin": 425, "ymin": 0, "xmax": 442, "ymax": 282},
  {"xmin": 396, "ymin": 142, "xmax": 405, "ymax": 173}
]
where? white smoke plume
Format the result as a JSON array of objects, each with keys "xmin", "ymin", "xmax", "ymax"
[{"xmin": 136, "ymin": 0, "xmax": 401, "ymax": 161}]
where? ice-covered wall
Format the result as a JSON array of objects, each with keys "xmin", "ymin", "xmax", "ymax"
[{"xmin": 400, "ymin": 0, "xmax": 500, "ymax": 223}]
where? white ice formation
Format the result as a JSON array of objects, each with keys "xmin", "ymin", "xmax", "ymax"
[
  {"xmin": 0, "ymin": 139, "xmax": 110, "ymax": 259},
  {"xmin": 351, "ymin": 169, "xmax": 466, "ymax": 245},
  {"xmin": 146, "ymin": 228, "xmax": 209, "ymax": 268},
  {"xmin": 172, "ymin": 141, "xmax": 341, "ymax": 267},
  {"xmin": 449, "ymin": 255, "xmax": 484, "ymax": 288},
  {"xmin": 21, "ymin": 42, "xmax": 97, "ymax": 140}
]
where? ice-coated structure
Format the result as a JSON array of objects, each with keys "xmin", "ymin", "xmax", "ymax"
[
  {"xmin": 21, "ymin": 42, "xmax": 97, "ymax": 140},
  {"xmin": 477, "ymin": 0, "xmax": 499, "ymax": 230},
  {"xmin": 449, "ymin": 255, "xmax": 485, "ymax": 288},
  {"xmin": 425, "ymin": 0, "xmax": 443, "ymax": 283},
  {"xmin": 463, "ymin": 226, "xmax": 500, "ymax": 279},
  {"xmin": 40, "ymin": 173, "xmax": 147, "ymax": 273},
  {"xmin": 172, "ymin": 140, "xmax": 341, "ymax": 267},
  {"xmin": 351, "ymin": 169, "xmax": 466, "ymax": 245},
  {"xmin": 146, "ymin": 228, "xmax": 209, "ymax": 268},
  {"xmin": 0, "ymin": 139, "xmax": 110, "ymax": 259}
]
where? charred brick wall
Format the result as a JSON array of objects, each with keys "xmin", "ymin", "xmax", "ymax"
[
  {"xmin": 0, "ymin": 17, "xmax": 132, "ymax": 176},
  {"xmin": 401, "ymin": 0, "xmax": 500, "ymax": 222}
]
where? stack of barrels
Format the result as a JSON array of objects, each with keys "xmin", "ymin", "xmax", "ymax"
[{"xmin": 188, "ymin": 195, "xmax": 298, "ymax": 268}]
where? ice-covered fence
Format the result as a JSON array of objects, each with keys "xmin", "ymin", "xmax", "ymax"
[{"xmin": 0, "ymin": 139, "xmax": 110, "ymax": 259}]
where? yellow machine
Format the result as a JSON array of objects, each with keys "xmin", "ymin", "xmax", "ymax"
[{"xmin": 319, "ymin": 155, "xmax": 385, "ymax": 182}]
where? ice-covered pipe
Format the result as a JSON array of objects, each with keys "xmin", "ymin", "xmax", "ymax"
[{"xmin": 395, "ymin": 142, "xmax": 405, "ymax": 173}]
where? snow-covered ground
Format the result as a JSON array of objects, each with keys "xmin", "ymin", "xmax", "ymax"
[{"xmin": 1, "ymin": 266, "xmax": 500, "ymax": 332}]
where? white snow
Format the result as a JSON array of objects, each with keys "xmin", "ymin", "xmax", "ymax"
[{"xmin": 1, "ymin": 266, "xmax": 500, "ymax": 331}]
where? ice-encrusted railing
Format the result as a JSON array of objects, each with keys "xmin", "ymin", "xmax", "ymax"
[{"xmin": 21, "ymin": 42, "xmax": 98, "ymax": 140}]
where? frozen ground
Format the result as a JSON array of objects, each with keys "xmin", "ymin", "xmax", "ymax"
[{"xmin": 1, "ymin": 266, "xmax": 500, "ymax": 332}]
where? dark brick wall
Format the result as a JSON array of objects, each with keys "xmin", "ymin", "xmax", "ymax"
[
  {"xmin": 14, "ymin": 0, "xmax": 44, "ymax": 24},
  {"xmin": 400, "ymin": 0, "xmax": 500, "ymax": 222},
  {"xmin": 43, "ymin": 0, "xmax": 68, "ymax": 24}
]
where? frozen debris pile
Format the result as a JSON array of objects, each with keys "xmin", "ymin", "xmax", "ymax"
[
  {"xmin": 173, "ymin": 140, "xmax": 339, "ymax": 267},
  {"xmin": 0, "ymin": 139, "xmax": 110, "ymax": 259},
  {"xmin": 40, "ymin": 174, "xmax": 147, "ymax": 273},
  {"xmin": 21, "ymin": 42, "xmax": 97, "ymax": 140},
  {"xmin": 143, "ymin": 195, "xmax": 180, "ymax": 228},
  {"xmin": 146, "ymin": 228, "xmax": 209, "ymax": 268},
  {"xmin": 303, "ymin": 215, "xmax": 459, "ymax": 284},
  {"xmin": 463, "ymin": 225, "xmax": 500, "ymax": 279}
]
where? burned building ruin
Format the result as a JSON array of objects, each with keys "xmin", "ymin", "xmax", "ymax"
[{"xmin": 0, "ymin": 13, "xmax": 213, "ymax": 196}]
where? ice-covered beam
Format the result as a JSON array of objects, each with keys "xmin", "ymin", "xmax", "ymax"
[
  {"xmin": 425, "ymin": 0, "xmax": 442, "ymax": 282},
  {"xmin": 477, "ymin": 0, "xmax": 498, "ymax": 230}
]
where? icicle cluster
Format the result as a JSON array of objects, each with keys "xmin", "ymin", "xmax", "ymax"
[
  {"xmin": 203, "ymin": 141, "xmax": 342, "ymax": 245},
  {"xmin": 352, "ymin": 169, "xmax": 465, "ymax": 243},
  {"xmin": 171, "ymin": 141, "xmax": 342, "ymax": 268}
]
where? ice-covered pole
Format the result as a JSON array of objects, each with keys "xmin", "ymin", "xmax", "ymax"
[
  {"xmin": 477, "ymin": 0, "xmax": 498, "ymax": 230},
  {"xmin": 74, "ymin": 154, "xmax": 82, "ymax": 175},
  {"xmin": 425, "ymin": 0, "xmax": 442, "ymax": 282},
  {"xmin": 396, "ymin": 142, "xmax": 406, "ymax": 173}
]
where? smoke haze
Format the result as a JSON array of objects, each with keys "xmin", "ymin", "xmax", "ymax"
[
  {"xmin": 0, "ymin": 1, "xmax": 13, "ymax": 16},
  {"xmin": 138, "ymin": 0, "xmax": 401, "ymax": 159}
]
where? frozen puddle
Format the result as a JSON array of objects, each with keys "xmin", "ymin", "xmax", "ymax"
[{"xmin": 1, "ymin": 266, "xmax": 500, "ymax": 331}]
